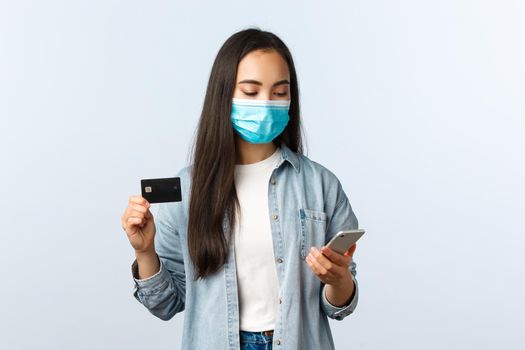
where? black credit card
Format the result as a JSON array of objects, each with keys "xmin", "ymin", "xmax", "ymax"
[{"xmin": 140, "ymin": 177, "xmax": 182, "ymax": 203}]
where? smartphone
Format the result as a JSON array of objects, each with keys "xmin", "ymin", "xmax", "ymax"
[{"xmin": 325, "ymin": 229, "xmax": 365, "ymax": 255}]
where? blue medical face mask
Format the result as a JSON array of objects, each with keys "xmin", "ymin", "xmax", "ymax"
[{"xmin": 230, "ymin": 98, "xmax": 291, "ymax": 144}]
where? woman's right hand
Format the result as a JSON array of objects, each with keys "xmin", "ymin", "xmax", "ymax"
[{"xmin": 121, "ymin": 195, "xmax": 156, "ymax": 253}]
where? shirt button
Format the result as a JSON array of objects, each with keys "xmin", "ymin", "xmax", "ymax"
[
  {"xmin": 276, "ymin": 258, "xmax": 284, "ymax": 263},
  {"xmin": 279, "ymin": 297, "xmax": 282, "ymax": 304},
  {"xmin": 276, "ymin": 339, "xmax": 281, "ymax": 345},
  {"xmin": 272, "ymin": 214, "xmax": 279, "ymax": 221},
  {"xmin": 270, "ymin": 178, "xmax": 276, "ymax": 185}
]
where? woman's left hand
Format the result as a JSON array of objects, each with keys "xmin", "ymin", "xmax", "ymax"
[{"xmin": 305, "ymin": 243, "xmax": 357, "ymax": 287}]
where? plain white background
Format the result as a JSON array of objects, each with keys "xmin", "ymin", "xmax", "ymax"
[{"xmin": 1, "ymin": 1, "xmax": 524, "ymax": 349}]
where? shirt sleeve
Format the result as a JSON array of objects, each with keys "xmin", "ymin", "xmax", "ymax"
[
  {"xmin": 131, "ymin": 201, "xmax": 186, "ymax": 321},
  {"xmin": 320, "ymin": 180, "xmax": 360, "ymax": 320},
  {"xmin": 320, "ymin": 260, "xmax": 359, "ymax": 320},
  {"xmin": 131, "ymin": 254, "xmax": 169, "ymax": 296}
]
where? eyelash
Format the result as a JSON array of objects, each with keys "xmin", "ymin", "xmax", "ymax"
[{"xmin": 243, "ymin": 92, "xmax": 288, "ymax": 97}]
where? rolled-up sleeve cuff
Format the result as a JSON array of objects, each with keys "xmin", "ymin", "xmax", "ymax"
[
  {"xmin": 322, "ymin": 275, "xmax": 359, "ymax": 320},
  {"xmin": 131, "ymin": 258, "xmax": 170, "ymax": 296}
]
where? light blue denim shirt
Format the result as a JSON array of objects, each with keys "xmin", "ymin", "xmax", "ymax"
[{"xmin": 131, "ymin": 143, "xmax": 360, "ymax": 350}]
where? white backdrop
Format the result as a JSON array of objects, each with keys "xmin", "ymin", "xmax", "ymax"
[{"xmin": 1, "ymin": 1, "xmax": 524, "ymax": 349}]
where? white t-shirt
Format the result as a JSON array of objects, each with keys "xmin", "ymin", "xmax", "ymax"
[{"xmin": 233, "ymin": 147, "xmax": 281, "ymax": 331}]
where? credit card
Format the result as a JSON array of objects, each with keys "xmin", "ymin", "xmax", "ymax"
[{"xmin": 140, "ymin": 177, "xmax": 182, "ymax": 203}]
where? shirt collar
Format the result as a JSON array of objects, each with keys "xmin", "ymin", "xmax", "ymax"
[{"xmin": 278, "ymin": 142, "xmax": 301, "ymax": 173}]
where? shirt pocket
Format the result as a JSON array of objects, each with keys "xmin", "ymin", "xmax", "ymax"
[{"xmin": 299, "ymin": 208, "xmax": 327, "ymax": 259}]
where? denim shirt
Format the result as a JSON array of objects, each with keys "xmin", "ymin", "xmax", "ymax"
[{"xmin": 131, "ymin": 143, "xmax": 360, "ymax": 350}]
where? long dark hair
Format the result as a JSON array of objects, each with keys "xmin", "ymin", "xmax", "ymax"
[{"xmin": 188, "ymin": 28, "xmax": 303, "ymax": 279}]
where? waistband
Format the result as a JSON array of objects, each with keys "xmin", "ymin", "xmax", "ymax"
[{"xmin": 240, "ymin": 329, "xmax": 274, "ymax": 337}]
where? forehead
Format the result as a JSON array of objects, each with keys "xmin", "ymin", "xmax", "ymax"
[{"xmin": 236, "ymin": 49, "xmax": 290, "ymax": 82}]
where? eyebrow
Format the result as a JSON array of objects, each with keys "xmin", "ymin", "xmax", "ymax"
[{"xmin": 238, "ymin": 79, "xmax": 290, "ymax": 87}]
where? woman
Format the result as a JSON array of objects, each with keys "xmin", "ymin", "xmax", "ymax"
[{"xmin": 121, "ymin": 28, "xmax": 360, "ymax": 350}]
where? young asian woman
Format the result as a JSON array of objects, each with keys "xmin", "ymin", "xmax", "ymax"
[{"xmin": 121, "ymin": 28, "xmax": 360, "ymax": 350}]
